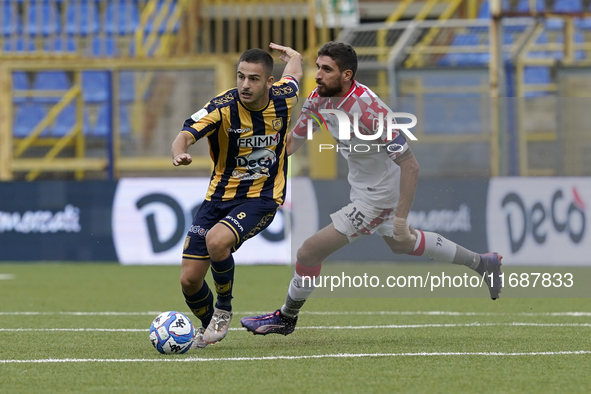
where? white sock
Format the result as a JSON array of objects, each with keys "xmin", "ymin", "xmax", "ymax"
[
  {"xmin": 411, "ymin": 230, "xmax": 480, "ymax": 270},
  {"xmin": 281, "ymin": 272, "xmax": 316, "ymax": 318},
  {"xmin": 287, "ymin": 272, "xmax": 315, "ymax": 301}
]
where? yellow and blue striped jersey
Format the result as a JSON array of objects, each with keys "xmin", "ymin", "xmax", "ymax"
[{"xmin": 181, "ymin": 77, "xmax": 298, "ymax": 204}]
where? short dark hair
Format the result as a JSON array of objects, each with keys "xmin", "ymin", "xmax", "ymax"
[
  {"xmin": 239, "ymin": 48, "xmax": 274, "ymax": 76},
  {"xmin": 318, "ymin": 42, "xmax": 358, "ymax": 78}
]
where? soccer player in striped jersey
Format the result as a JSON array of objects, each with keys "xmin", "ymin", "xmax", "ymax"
[
  {"xmin": 240, "ymin": 42, "xmax": 502, "ymax": 336},
  {"xmin": 172, "ymin": 43, "xmax": 302, "ymax": 347}
]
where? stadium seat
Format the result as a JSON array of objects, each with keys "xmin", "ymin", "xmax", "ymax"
[
  {"xmin": 12, "ymin": 72, "xmax": 29, "ymax": 104},
  {"xmin": 2, "ymin": 38, "xmax": 36, "ymax": 52},
  {"xmin": 87, "ymin": 104, "xmax": 132, "ymax": 137},
  {"xmin": 82, "ymin": 71, "xmax": 110, "ymax": 103},
  {"xmin": 1, "ymin": 2, "xmax": 22, "ymax": 36},
  {"xmin": 477, "ymin": 0, "xmax": 489, "ymax": 17},
  {"xmin": 32, "ymin": 71, "xmax": 71, "ymax": 103},
  {"xmin": 89, "ymin": 36, "xmax": 117, "ymax": 57},
  {"xmin": 515, "ymin": 0, "xmax": 545, "ymax": 12},
  {"xmin": 65, "ymin": 1, "xmax": 100, "ymax": 35},
  {"xmin": 44, "ymin": 37, "xmax": 78, "ymax": 53},
  {"xmin": 545, "ymin": 18, "xmax": 564, "ymax": 30},
  {"xmin": 523, "ymin": 66, "xmax": 552, "ymax": 97},
  {"xmin": 25, "ymin": 1, "xmax": 61, "ymax": 36},
  {"xmin": 576, "ymin": 18, "xmax": 591, "ymax": 30},
  {"xmin": 13, "ymin": 103, "xmax": 49, "ymax": 138},
  {"xmin": 553, "ymin": 0, "xmax": 583, "ymax": 12},
  {"xmin": 437, "ymin": 34, "xmax": 488, "ymax": 66},
  {"xmin": 52, "ymin": 104, "xmax": 77, "ymax": 137},
  {"xmin": 105, "ymin": 1, "xmax": 140, "ymax": 35}
]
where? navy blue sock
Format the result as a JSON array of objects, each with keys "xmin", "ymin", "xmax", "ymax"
[
  {"xmin": 210, "ymin": 254, "xmax": 235, "ymax": 312},
  {"xmin": 183, "ymin": 281, "xmax": 214, "ymax": 328}
]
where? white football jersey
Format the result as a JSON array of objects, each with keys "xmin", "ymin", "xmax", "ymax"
[{"xmin": 293, "ymin": 81, "xmax": 408, "ymax": 208}]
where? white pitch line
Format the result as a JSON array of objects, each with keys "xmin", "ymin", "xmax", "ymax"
[
  {"xmin": 2, "ymin": 322, "xmax": 591, "ymax": 332},
  {"xmin": 0, "ymin": 274, "xmax": 15, "ymax": 280},
  {"xmin": 0, "ymin": 312, "xmax": 164, "ymax": 316},
  {"xmin": 2, "ymin": 351, "xmax": 591, "ymax": 364},
  {"xmin": 2, "ymin": 311, "xmax": 591, "ymax": 317}
]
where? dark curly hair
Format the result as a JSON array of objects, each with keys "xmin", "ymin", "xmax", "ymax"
[{"xmin": 318, "ymin": 41, "xmax": 358, "ymax": 78}]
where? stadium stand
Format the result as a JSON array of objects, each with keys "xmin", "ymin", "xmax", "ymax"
[
  {"xmin": 13, "ymin": 103, "xmax": 49, "ymax": 138},
  {"xmin": 53, "ymin": 104, "xmax": 78, "ymax": 137},
  {"xmin": 12, "ymin": 71, "xmax": 29, "ymax": 104},
  {"xmin": 1, "ymin": 1, "xmax": 22, "ymax": 36},
  {"xmin": 82, "ymin": 71, "xmax": 109, "ymax": 103},
  {"xmin": 1, "ymin": 0, "xmax": 589, "ymax": 181},
  {"xmin": 65, "ymin": 0, "xmax": 100, "ymax": 36},
  {"xmin": 105, "ymin": 1, "xmax": 140, "ymax": 35},
  {"xmin": 31, "ymin": 71, "xmax": 70, "ymax": 103},
  {"xmin": 24, "ymin": 0, "xmax": 61, "ymax": 36}
]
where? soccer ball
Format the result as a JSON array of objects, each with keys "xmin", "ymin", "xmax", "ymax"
[{"xmin": 149, "ymin": 311, "xmax": 194, "ymax": 354}]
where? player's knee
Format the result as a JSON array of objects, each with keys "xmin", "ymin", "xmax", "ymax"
[
  {"xmin": 180, "ymin": 271, "xmax": 204, "ymax": 294},
  {"xmin": 205, "ymin": 231, "xmax": 233, "ymax": 259},
  {"xmin": 297, "ymin": 242, "xmax": 321, "ymax": 267}
]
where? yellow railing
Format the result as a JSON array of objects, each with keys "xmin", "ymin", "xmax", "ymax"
[
  {"xmin": 0, "ymin": 58, "xmax": 233, "ymax": 181},
  {"xmin": 196, "ymin": 0, "xmax": 311, "ymax": 55},
  {"xmin": 404, "ymin": 0, "xmax": 466, "ymax": 68},
  {"xmin": 399, "ymin": 77, "xmax": 498, "ymax": 176}
]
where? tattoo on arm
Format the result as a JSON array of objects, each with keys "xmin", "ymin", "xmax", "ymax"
[{"xmin": 394, "ymin": 148, "xmax": 414, "ymax": 165}]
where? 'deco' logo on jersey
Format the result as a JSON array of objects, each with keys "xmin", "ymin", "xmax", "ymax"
[{"xmin": 235, "ymin": 148, "xmax": 276, "ymax": 176}]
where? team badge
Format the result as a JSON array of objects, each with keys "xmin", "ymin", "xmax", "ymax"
[
  {"xmin": 272, "ymin": 118, "xmax": 283, "ymax": 131},
  {"xmin": 184, "ymin": 236, "xmax": 190, "ymax": 250}
]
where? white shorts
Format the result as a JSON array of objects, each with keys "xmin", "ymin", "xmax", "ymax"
[{"xmin": 330, "ymin": 199, "xmax": 395, "ymax": 242}]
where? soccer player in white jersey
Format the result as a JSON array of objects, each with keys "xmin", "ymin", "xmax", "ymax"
[{"xmin": 240, "ymin": 42, "xmax": 502, "ymax": 336}]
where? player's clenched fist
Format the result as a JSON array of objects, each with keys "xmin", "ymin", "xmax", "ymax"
[
  {"xmin": 393, "ymin": 216, "xmax": 416, "ymax": 244},
  {"xmin": 173, "ymin": 153, "xmax": 192, "ymax": 166}
]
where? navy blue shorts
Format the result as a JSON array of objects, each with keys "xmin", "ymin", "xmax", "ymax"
[{"xmin": 182, "ymin": 198, "xmax": 280, "ymax": 260}]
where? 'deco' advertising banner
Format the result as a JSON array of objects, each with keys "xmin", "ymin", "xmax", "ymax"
[
  {"xmin": 112, "ymin": 178, "xmax": 317, "ymax": 265},
  {"xmin": 487, "ymin": 177, "xmax": 590, "ymax": 265}
]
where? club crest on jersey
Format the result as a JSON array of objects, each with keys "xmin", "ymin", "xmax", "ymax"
[
  {"xmin": 234, "ymin": 148, "xmax": 277, "ymax": 179},
  {"xmin": 272, "ymin": 118, "xmax": 283, "ymax": 131},
  {"xmin": 238, "ymin": 132, "xmax": 280, "ymax": 148}
]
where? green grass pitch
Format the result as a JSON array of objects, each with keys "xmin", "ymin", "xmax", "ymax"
[{"xmin": 0, "ymin": 263, "xmax": 590, "ymax": 394}]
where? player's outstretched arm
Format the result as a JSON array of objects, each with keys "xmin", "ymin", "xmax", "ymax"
[
  {"xmin": 269, "ymin": 42, "xmax": 303, "ymax": 83},
  {"xmin": 286, "ymin": 131, "xmax": 306, "ymax": 156},
  {"xmin": 392, "ymin": 148, "xmax": 420, "ymax": 243},
  {"xmin": 171, "ymin": 131, "xmax": 195, "ymax": 166}
]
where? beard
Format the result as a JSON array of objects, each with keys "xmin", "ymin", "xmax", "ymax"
[{"xmin": 316, "ymin": 82, "xmax": 342, "ymax": 97}]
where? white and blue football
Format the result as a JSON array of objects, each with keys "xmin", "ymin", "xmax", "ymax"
[{"xmin": 149, "ymin": 311, "xmax": 194, "ymax": 354}]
